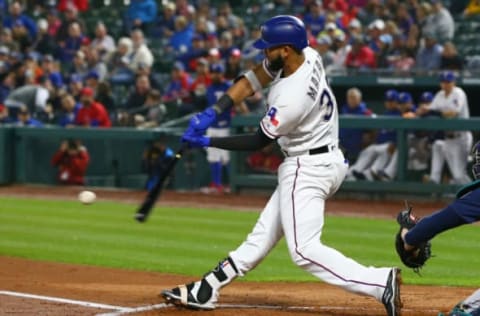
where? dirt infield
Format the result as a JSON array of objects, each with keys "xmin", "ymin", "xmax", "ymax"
[{"xmin": 0, "ymin": 185, "xmax": 473, "ymax": 316}]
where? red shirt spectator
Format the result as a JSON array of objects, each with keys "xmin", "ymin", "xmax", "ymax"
[
  {"xmin": 345, "ymin": 35, "xmax": 377, "ymax": 69},
  {"xmin": 246, "ymin": 145, "xmax": 283, "ymax": 174},
  {"xmin": 57, "ymin": 0, "xmax": 89, "ymax": 12},
  {"xmin": 75, "ymin": 87, "xmax": 111, "ymax": 127},
  {"xmin": 51, "ymin": 140, "xmax": 90, "ymax": 185}
]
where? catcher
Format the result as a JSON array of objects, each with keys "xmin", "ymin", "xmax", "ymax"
[{"xmin": 395, "ymin": 141, "xmax": 480, "ymax": 316}]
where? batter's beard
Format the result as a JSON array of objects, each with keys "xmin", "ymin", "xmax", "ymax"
[{"xmin": 268, "ymin": 55, "xmax": 285, "ymax": 72}]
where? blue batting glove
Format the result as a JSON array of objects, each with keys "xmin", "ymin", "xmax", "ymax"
[
  {"xmin": 181, "ymin": 133, "xmax": 211, "ymax": 148},
  {"xmin": 188, "ymin": 107, "xmax": 217, "ymax": 134}
]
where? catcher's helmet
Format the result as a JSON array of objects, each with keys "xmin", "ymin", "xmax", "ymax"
[
  {"xmin": 472, "ymin": 141, "xmax": 480, "ymax": 180},
  {"xmin": 253, "ymin": 15, "xmax": 308, "ymax": 51}
]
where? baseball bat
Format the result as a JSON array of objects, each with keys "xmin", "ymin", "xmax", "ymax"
[{"xmin": 134, "ymin": 144, "xmax": 187, "ymax": 223}]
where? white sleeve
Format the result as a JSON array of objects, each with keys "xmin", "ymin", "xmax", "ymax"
[
  {"xmin": 260, "ymin": 104, "xmax": 302, "ymax": 138},
  {"xmin": 427, "ymin": 93, "xmax": 441, "ymax": 111},
  {"xmin": 35, "ymin": 88, "xmax": 49, "ymax": 110}
]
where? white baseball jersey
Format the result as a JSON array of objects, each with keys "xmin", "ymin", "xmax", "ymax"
[
  {"xmin": 229, "ymin": 46, "xmax": 393, "ymax": 304},
  {"xmin": 428, "ymin": 86, "xmax": 472, "ymax": 184},
  {"xmin": 429, "ymin": 86, "xmax": 469, "ymax": 119},
  {"xmin": 260, "ymin": 46, "xmax": 338, "ymax": 155}
]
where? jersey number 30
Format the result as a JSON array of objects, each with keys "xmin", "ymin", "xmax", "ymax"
[{"xmin": 319, "ymin": 89, "xmax": 334, "ymax": 121}]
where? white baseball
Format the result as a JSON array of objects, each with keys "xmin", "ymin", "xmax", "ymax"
[{"xmin": 78, "ymin": 190, "xmax": 96, "ymax": 205}]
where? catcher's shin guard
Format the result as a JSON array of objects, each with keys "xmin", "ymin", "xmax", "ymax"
[{"xmin": 162, "ymin": 257, "xmax": 239, "ymax": 310}]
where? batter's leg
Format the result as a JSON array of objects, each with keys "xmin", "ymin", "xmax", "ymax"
[
  {"xmin": 279, "ymin": 154, "xmax": 392, "ymax": 301},
  {"xmin": 162, "ymin": 188, "xmax": 284, "ymax": 309},
  {"xmin": 429, "ymin": 140, "xmax": 446, "ymax": 184}
]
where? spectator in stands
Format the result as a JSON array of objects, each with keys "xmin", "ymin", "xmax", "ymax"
[
  {"xmin": 123, "ymin": 74, "xmax": 151, "ymax": 111},
  {"xmin": 440, "ymin": 42, "xmax": 464, "ymax": 71},
  {"xmin": 1, "ymin": 28, "xmax": 20, "ymax": 54},
  {"xmin": 141, "ymin": 139, "xmax": 174, "ymax": 192},
  {"xmin": 189, "ymin": 58, "xmax": 211, "ymax": 111},
  {"xmin": 57, "ymin": 92, "xmax": 80, "ymax": 127},
  {"xmin": 4, "ymin": 76, "xmax": 52, "ymax": 117},
  {"xmin": 85, "ymin": 49, "xmax": 107, "ymax": 82},
  {"xmin": 75, "ymin": 87, "xmax": 111, "ymax": 127},
  {"xmin": 46, "ymin": 8, "xmax": 62, "ymax": 38},
  {"xmin": 134, "ymin": 89, "xmax": 167, "ymax": 128},
  {"xmin": 125, "ymin": 0, "xmax": 157, "ymax": 34},
  {"xmin": 127, "ymin": 29, "xmax": 154, "ymax": 73},
  {"xmin": 424, "ymin": 0, "xmax": 454, "ymax": 43},
  {"xmin": 339, "ymin": 87, "xmax": 374, "ymax": 162},
  {"xmin": 68, "ymin": 50, "xmax": 88, "ymax": 80},
  {"xmin": 58, "ymin": 22, "xmax": 85, "ymax": 62},
  {"xmin": 0, "ymin": 71, "xmax": 15, "ymax": 104},
  {"xmin": 347, "ymin": 18, "xmax": 363, "ymax": 38},
  {"xmin": 14, "ymin": 105, "xmax": 43, "ymax": 127},
  {"xmin": 84, "ymin": 71, "xmax": 100, "ymax": 92},
  {"xmin": 162, "ymin": 61, "xmax": 192, "ymax": 110},
  {"xmin": 57, "ymin": 0, "xmax": 88, "ymax": 12},
  {"xmin": 32, "ymin": 18, "xmax": 57, "ymax": 55},
  {"xmin": 241, "ymin": 27, "xmax": 262, "ymax": 62},
  {"xmin": 224, "ymin": 48, "xmax": 242, "ymax": 81},
  {"xmin": 415, "ymin": 32, "xmax": 443, "ymax": 72},
  {"xmin": 90, "ymin": 22, "xmax": 115, "ymax": 59},
  {"xmin": 177, "ymin": 34, "xmax": 208, "ymax": 72},
  {"xmin": 56, "ymin": 6, "xmax": 86, "ymax": 44},
  {"xmin": 418, "ymin": 71, "xmax": 472, "ymax": 185},
  {"xmin": 0, "ymin": 104, "xmax": 10, "ymax": 123},
  {"xmin": 303, "ymin": 1, "xmax": 326, "ymax": 37},
  {"xmin": 95, "ymin": 81, "xmax": 115, "ymax": 114},
  {"xmin": 246, "ymin": 143, "xmax": 283, "ymax": 174},
  {"xmin": 345, "ymin": 34, "xmax": 376, "ymax": 70},
  {"xmin": 11, "ymin": 20, "xmax": 34, "ymax": 53},
  {"xmin": 463, "ymin": 0, "xmax": 480, "ymax": 17},
  {"xmin": 68, "ymin": 74, "xmax": 84, "ymax": 101},
  {"xmin": 347, "ymin": 90, "xmax": 403, "ymax": 181},
  {"xmin": 317, "ymin": 22, "xmax": 344, "ymax": 45},
  {"xmin": 316, "ymin": 35, "xmax": 335, "ymax": 69},
  {"xmin": 217, "ymin": 2, "xmax": 241, "ymax": 30},
  {"xmin": 395, "ymin": 3, "xmax": 414, "ymax": 38},
  {"xmin": 154, "ymin": 1, "xmax": 176, "ymax": 39},
  {"xmin": 169, "ymin": 15, "xmax": 194, "ymax": 54},
  {"xmin": 135, "ymin": 62, "xmax": 161, "ymax": 90},
  {"xmin": 329, "ymin": 32, "xmax": 351, "ymax": 74},
  {"xmin": 366, "ymin": 19, "xmax": 385, "ymax": 54},
  {"xmin": 389, "ymin": 47, "xmax": 415, "ymax": 74},
  {"xmin": 51, "ymin": 139, "xmax": 90, "ymax": 185},
  {"xmin": 105, "ymin": 37, "xmax": 133, "ymax": 82},
  {"xmin": 3, "ymin": 2, "xmax": 37, "ymax": 41}
]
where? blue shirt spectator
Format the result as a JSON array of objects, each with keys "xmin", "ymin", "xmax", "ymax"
[
  {"xmin": 3, "ymin": 2, "xmax": 37, "ymax": 40},
  {"xmin": 58, "ymin": 94, "xmax": 81, "ymax": 127},
  {"xmin": 415, "ymin": 33, "xmax": 443, "ymax": 71},
  {"xmin": 126, "ymin": 0, "xmax": 158, "ymax": 32},
  {"xmin": 303, "ymin": 2, "xmax": 326, "ymax": 36},
  {"xmin": 168, "ymin": 16, "xmax": 194, "ymax": 54}
]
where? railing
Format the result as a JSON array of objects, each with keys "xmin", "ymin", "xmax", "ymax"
[{"xmin": 229, "ymin": 115, "xmax": 480, "ymax": 196}]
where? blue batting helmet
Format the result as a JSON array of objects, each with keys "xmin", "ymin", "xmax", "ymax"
[
  {"xmin": 253, "ymin": 15, "xmax": 308, "ymax": 51},
  {"xmin": 471, "ymin": 141, "xmax": 480, "ymax": 180}
]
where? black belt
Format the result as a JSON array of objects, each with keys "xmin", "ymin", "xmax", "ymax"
[
  {"xmin": 309, "ymin": 145, "xmax": 329, "ymax": 155},
  {"xmin": 283, "ymin": 144, "xmax": 333, "ymax": 157}
]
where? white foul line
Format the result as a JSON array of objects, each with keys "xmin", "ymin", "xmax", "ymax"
[
  {"xmin": 96, "ymin": 303, "xmax": 170, "ymax": 316},
  {"xmin": 0, "ymin": 290, "xmax": 130, "ymax": 311}
]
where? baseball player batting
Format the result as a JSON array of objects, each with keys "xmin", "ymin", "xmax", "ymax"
[
  {"xmin": 162, "ymin": 15, "xmax": 402, "ymax": 316},
  {"xmin": 396, "ymin": 141, "xmax": 480, "ymax": 316}
]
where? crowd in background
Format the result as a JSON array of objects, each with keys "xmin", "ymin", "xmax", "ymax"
[{"xmin": 0, "ymin": 0, "xmax": 478, "ymax": 186}]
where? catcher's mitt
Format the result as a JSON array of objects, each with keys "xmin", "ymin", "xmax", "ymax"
[{"xmin": 395, "ymin": 201, "xmax": 432, "ymax": 273}]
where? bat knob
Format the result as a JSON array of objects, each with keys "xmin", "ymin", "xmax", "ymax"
[{"xmin": 134, "ymin": 213, "xmax": 146, "ymax": 223}]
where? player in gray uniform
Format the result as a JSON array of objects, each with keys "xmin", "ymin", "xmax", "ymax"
[{"xmin": 162, "ymin": 16, "xmax": 401, "ymax": 316}]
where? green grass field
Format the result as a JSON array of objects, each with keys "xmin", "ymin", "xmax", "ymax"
[{"xmin": 0, "ymin": 197, "xmax": 478, "ymax": 286}]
